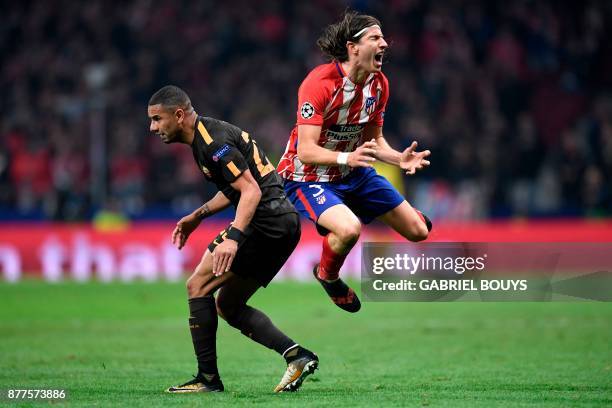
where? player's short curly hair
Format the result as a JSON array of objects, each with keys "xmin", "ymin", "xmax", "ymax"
[
  {"xmin": 148, "ymin": 85, "xmax": 192, "ymax": 111},
  {"xmin": 317, "ymin": 10, "xmax": 382, "ymax": 62}
]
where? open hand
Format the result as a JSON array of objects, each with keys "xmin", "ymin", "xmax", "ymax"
[
  {"xmin": 400, "ymin": 141, "xmax": 431, "ymax": 175},
  {"xmin": 171, "ymin": 214, "xmax": 201, "ymax": 250}
]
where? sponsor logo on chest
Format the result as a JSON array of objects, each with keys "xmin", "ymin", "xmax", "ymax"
[{"xmin": 325, "ymin": 124, "xmax": 364, "ymax": 141}]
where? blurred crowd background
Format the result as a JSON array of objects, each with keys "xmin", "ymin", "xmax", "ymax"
[{"xmin": 1, "ymin": 0, "xmax": 610, "ymax": 222}]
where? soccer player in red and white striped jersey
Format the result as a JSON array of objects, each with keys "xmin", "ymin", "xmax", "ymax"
[
  {"xmin": 279, "ymin": 11, "xmax": 432, "ymax": 313},
  {"xmin": 277, "ymin": 59, "xmax": 389, "ymax": 183}
]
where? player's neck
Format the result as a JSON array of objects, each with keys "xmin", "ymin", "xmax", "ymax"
[
  {"xmin": 182, "ymin": 111, "xmax": 198, "ymax": 145},
  {"xmin": 341, "ymin": 61, "xmax": 369, "ymax": 84}
]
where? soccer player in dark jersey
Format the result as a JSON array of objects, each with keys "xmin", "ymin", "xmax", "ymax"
[
  {"xmin": 147, "ymin": 85, "xmax": 317, "ymax": 393},
  {"xmin": 278, "ymin": 11, "xmax": 432, "ymax": 312}
]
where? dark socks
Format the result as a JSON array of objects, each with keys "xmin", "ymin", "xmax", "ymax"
[
  {"xmin": 188, "ymin": 296, "xmax": 219, "ymax": 379},
  {"xmin": 225, "ymin": 305, "xmax": 296, "ymax": 357},
  {"xmin": 282, "ymin": 344, "xmax": 301, "ymax": 363}
]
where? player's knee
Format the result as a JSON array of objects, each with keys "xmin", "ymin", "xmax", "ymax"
[
  {"xmin": 413, "ymin": 224, "xmax": 429, "ymax": 242},
  {"xmin": 186, "ymin": 276, "xmax": 207, "ymax": 298},
  {"xmin": 186, "ymin": 278, "xmax": 197, "ymax": 297},
  {"xmin": 335, "ymin": 222, "xmax": 361, "ymax": 246},
  {"xmin": 408, "ymin": 220, "xmax": 429, "ymax": 242}
]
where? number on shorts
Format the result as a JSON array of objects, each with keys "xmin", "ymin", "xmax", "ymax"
[{"xmin": 309, "ymin": 184, "xmax": 324, "ymax": 197}]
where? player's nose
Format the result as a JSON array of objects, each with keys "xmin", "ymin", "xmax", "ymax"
[
  {"xmin": 150, "ymin": 122, "xmax": 157, "ymax": 132},
  {"xmin": 380, "ymin": 38, "xmax": 388, "ymax": 49}
]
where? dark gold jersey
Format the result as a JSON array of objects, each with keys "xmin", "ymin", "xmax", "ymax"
[{"xmin": 191, "ymin": 116, "xmax": 295, "ymax": 221}]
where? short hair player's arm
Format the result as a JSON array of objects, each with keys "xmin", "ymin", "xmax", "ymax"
[
  {"xmin": 212, "ymin": 141, "xmax": 261, "ymax": 232},
  {"xmin": 228, "ymin": 169, "xmax": 261, "ymax": 233},
  {"xmin": 193, "ymin": 192, "xmax": 232, "ymax": 220},
  {"xmin": 199, "ymin": 128, "xmax": 262, "ymax": 233}
]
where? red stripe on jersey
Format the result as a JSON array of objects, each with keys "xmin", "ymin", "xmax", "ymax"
[
  {"xmin": 296, "ymin": 188, "xmax": 317, "ymax": 221},
  {"xmin": 323, "ymin": 85, "xmax": 345, "ymax": 125},
  {"xmin": 303, "ymin": 168, "xmax": 319, "ymax": 182}
]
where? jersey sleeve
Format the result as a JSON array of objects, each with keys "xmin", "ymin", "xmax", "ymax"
[
  {"xmin": 205, "ymin": 138, "xmax": 249, "ymax": 183},
  {"xmin": 218, "ymin": 147, "xmax": 248, "ymax": 183},
  {"xmin": 371, "ymin": 74, "xmax": 389, "ymax": 127},
  {"xmin": 296, "ymin": 72, "xmax": 331, "ymax": 126}
]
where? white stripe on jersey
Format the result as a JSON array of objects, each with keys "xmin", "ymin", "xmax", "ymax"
[
  {"xmin": 359, "ymin": 81, "xmax": 374, "ymax": 123},
  {"xmin": 336, "ymin": 78, "xmax": 355, "ymax": 125},
  {"xmin": 292, "ymin": 155, "xmax": 305, "ymax": 182}
]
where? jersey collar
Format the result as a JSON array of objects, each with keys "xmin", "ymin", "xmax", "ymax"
[{"xmin": 335, "ymin": 62, "xmax": 374, "ymax": 87}]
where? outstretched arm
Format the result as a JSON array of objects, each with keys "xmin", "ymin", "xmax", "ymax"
[{"xmin": 363, "ymin": 125, "xmax": 431, "ymax": 175}]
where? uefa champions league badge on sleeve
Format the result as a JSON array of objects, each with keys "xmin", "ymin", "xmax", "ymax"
[
  {"xmin": 361, "ymin": 242, "xmax": 612, "ymax": 302},
  {"xmin": 300, "ymin": 102, "xmax": 315, "ymax": 119}
]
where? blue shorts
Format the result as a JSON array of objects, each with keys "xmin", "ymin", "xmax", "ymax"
[{"xmin": 283, "ymin": 167, "xmax": 405, "ymax": 235}]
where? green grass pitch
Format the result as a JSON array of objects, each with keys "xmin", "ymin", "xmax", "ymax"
[{"xmin": 0, "ymin": 281, "xmax": 610, "ymax": 407}]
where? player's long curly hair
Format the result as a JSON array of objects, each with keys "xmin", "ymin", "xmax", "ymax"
[{"xmin": 317, "ymin": 10, "xmax": 382, "ymax": 62}]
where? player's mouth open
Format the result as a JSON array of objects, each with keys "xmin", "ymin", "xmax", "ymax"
[{"xmin": 374, "ymin": 52, "xmax": 384, "ymax": 67}]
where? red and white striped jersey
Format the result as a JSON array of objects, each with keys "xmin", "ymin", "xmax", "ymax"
[{"xmin": 277, "ymin": 62, "xmax": 389, "ymax": 182}]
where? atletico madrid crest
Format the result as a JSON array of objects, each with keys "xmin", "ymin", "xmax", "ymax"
[{"xmin": 365, "ymin": 96, "xmax": 377, "ymax": 115}]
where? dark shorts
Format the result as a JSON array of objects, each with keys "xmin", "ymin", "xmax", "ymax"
[
  {"xmin": 207, "ymin": 212, "xmax": 301, "ymax": 287},
  {"xmin": 284, "ymin": 167, "xmax": 405, "ymax": 235}
]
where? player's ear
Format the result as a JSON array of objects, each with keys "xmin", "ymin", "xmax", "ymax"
[
  {"xmin": 175, "ymin": 108, "xmax": 184, "ymax": 124},
  {"xmin": 346, "ymin": 41, "xmax": 358, "ymax": 57}
]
